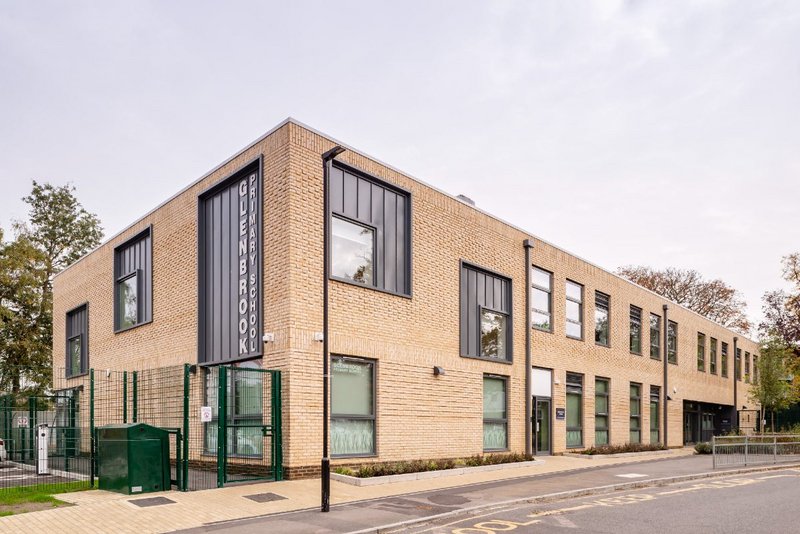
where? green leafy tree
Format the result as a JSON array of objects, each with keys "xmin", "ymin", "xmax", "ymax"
[
  {"xmin": 749, "ymin": 337, "xmax": 796, "ymax": 432},
  {"xmin": 0, "ymin": 182, "xmax": 102, "ymax": 393},
  {"xmin": 760, "ymin": 253, "xmax": 800, "ymax": 350},
  {"xmin": 616, "ymin": 265, "xmax": 752, "ymax": 335}
]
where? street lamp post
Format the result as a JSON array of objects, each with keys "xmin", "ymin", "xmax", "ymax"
[{"xmin": 321, "ymin": 145, "xmax": 345, "ymax": 513}]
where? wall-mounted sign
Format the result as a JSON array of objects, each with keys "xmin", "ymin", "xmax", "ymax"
[
  {"xmin": 16, "ymin": 416, "xmax": 28, "ymax": 428},
  {"xmin": 198, "ymin": 159, "xmax": 263, "ymax": 364},
  {"xmin": 555, "ymin": 408, "xmax": 566, "ymax": 420},
  {"xmin": 200, "ymin": 406, "xmax": 213, "ymax": 423}
]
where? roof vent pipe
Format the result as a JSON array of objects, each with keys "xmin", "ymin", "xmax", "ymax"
[{"xmin": 456, "ymin": 194, "xmax": 475, "ymax": 206}]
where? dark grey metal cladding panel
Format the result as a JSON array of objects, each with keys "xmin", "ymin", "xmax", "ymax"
[
  {"xmin": 198, "ymin": 159, "xmax": 262, "ymax": 364},
  {"xmin": 460, "ymin": 264, "xmax": 511, "ymax": 358},
  {"xmin": 114, "ymin": 229, "xmax": 152, "ymax": 323},
  {"xmin": 331, "ymin": 163, "xmax": 410, "ymax": 295}
]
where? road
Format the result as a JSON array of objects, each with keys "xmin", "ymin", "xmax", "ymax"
[
  {"xmin": 391, "ymin": 468, "xmax": 800, "ymax": 533},
  {"xmin": 179, "ymin": 455, "xmax": 800, "ymax": 534}
]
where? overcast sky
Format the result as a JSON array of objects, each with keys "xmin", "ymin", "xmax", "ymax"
[{"xmin": 1, "ymin": 1, "xmax": 798, "ymax": 329}]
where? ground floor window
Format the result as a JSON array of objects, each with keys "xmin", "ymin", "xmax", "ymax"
[
  {"xmin": 332, "ymin": 356, "xmax": 376, "ymax": 457},
  {"xmin": 595, "ymin": 378, "xmax": 609, "ymax": 446},
  {"xmin": 566, "ymin": 373, "xmax": 583, "ymax": 448},
  {"xmin": 203, "ymin": 361, "xmax": 264, "ymax": 458},
  {"xmin": 483, "ymin": 375, "xmax": 508, "ymax": 450},
  {"xmin": 630, "ymin": 383, "xmax": 641, "ymax": 443},
  {"xmin": 650, "ymin": 386, "xmax": 660, "ymax": 444}
]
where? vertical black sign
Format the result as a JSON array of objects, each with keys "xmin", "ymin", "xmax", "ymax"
[{"xmin": 198, "ymin": 158, "xmax": 262, "ymax": 364}]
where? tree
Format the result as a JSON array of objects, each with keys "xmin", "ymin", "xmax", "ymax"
[
  {"xmin": 760, "ymin": 253, "xmax": 800, "ymax": 349},
  {"xmin": 616, "ymin": 266, "xmax": 752, "ymax": 334},
  {"xmin": 749, "ymin": 337, "xmax": 797, "ymax": 432},
  {"xmin": 0, "ymin": 181, "xmax": 102, "ymax": 394}
]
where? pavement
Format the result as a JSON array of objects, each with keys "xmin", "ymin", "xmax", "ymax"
[{"xmin": 0, "ymin": 448, "xmax": 790, "ymax": 534}]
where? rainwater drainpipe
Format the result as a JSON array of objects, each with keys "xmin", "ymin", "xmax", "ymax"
[
  {"xmin": 524, "ymin": 239, "xmax": 534, "ymax": 457},
  {"xmin": 733, "ymin": 336, "xmax": 739, "ymax": 431},
  {"xmin": 321, "ymin": 145, "xmax": 345, "ymax": 513},
  {"xmin": 663, "ymin": 304, "xmax": 669, "ymax": 447}
]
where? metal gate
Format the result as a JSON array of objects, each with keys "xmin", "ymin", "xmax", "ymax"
[{"xmin": 207, "ymin": 366, "xmax": 282, "ymax": 487}]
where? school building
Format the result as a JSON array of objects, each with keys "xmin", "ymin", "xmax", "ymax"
[{"xmin": 52, "ymin": 118, "xmax": 760, "ymax": 479}]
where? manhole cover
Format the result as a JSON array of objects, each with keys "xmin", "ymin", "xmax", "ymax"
[
  {"xmin": 244, "ymin": 492, "xmax": 287, "ymax": 503},
  {"xmin": 129, "ymin": 496, "xmax": 176, "ymax": 507}
]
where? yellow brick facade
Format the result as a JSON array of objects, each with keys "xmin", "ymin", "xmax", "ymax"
[{"xmin": 52, "ymin": 119, "xmax": 760, "ymax": 477}]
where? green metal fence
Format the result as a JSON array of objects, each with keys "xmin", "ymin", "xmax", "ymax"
[{"xmin": 0, "ymin": 363, "xmax": 282, "ymax": 494}]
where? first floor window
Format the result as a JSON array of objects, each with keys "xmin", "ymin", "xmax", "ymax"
[
  {"xmin": 117, "ymin": 271, "xmax": 140, "ymax": 330},
  {"xmin": 595, "ymin": 378, "xmax": 609, "ymax": 446},
  {"xmin": 531, "ymin": 266, "xmax": 553, "ymax": 331},
  {"xmin": 697, "ymin": 333, "xmax": 706, "ymax": 372},
  {"xmin": 68, "ymin": 335, "xmax": 82, "ymax": 378},
  {"xmin": 667, "ymin": 321, "xmax": 678, "ymax": 364},
  {"xmin": 565, "ymin": 281, "xmax": 583, "ymax": 339},
  {"xmin": 630, "ymin": 306, "xmax": 642, "ymax": 354},
  {"xmin": 203, "ymin": 363, "xmax": 264, "ymax": 457},
  {"xmin": 745, "ymin": 351, "xmax": 751, "ymax": 382},
  {"xmin": 630, "ymin": 383, "xmax": 641, "ymax": 443},
  {"xmin": 483, "ymin": 375, "xmax": 508, "ymax": 450},
  {"xmin": 650, "ymin": 314, "xmax": 661, "ymax": 360},
  {"xmin": 753, "ymin": 356, "xmax": 759, "ymax": 383},
  {"xmin": 721, "ymin": 342, "xmax": 729, "ymax": 378},
  {"xmin": 735, "ymin": 348, "xmax": 742, "ymax": 380},
  {"xmin": 710, "ymin": 338, "xmax": 718, "ymax": 374},
  {"xmin": 332, "ymin": 356, "xmax": 376, "ymax": 456},
  {"xmin": 331, "ymin": 216, "xmax": 374, "ymax": 285},
  {"xmin": 594, "ymin": 292, "xmax": 610, "ymax": 346},
  {"xmin": 481, "ymin": 309, "xmax": 508, "ymax": 359},
  {"xmin": 566, "ymin": 373, "xmax": 583, "ymax": 448},
  {"xmin": 650, "ymin": 386, "xmax": 660, "ymax": 444}
]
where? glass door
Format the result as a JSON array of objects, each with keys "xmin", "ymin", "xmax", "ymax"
[{"xmin": 535, "ymin": 398, "xmax": 551, "ymax": 455}]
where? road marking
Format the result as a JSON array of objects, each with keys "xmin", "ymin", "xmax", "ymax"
[
  {"xmin": 615, "ymin": 473, "xmax": 648, "ymax": 478},
  {"xmin": 757, "ymin": 474, "xmax": 800, "ymax": 480}
]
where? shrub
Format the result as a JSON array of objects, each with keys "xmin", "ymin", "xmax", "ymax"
[
  {"xmin": 694, "ymin": 442, "xmax": 712, "ymax": 454},
  {"xmin": 340, "ymin": 452, "xmax": 534, "ymax": 478},
  {"xmin": 581, "ymin": 442, "xmax": 667, "ymax": 455}
]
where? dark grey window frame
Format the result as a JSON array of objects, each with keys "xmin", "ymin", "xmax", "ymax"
[
  {"xmin": 328, "ymin": 161, "xmax": 413, "ymax": 299},
  {"xmin": 113, "ymin": 226, "xmax": 153, "ymax": 334},
  {"xmin": 331, "ymin": 355, "xmax": 378, "ymax": 459},
  {"xmin": 531, "ymin": 266, "xmax": 553, "ymax": 333},
  {"xmin": 595, "ymin": 377, "xmax": 610, "ymax": 446},
  {"xmin": 566, "ymin": 372, "xmax": 584, "ymax": 449},
  {"xmin": 629, "ymin": 305, "xmax": 642, "ymax": 355},
  {"xmin": 65, "ymin": 302, "xmax": 89, "ymax": 379},
  {"xmin": 753, "ymin": 355, "xmax": 759, "ymax": 383},
  {"xmin": 483, "ymin": 374, "xmax": 509, "ymax": 452},
  {"xmin": 650, "ymin": 313, "xmax": 661, "ymax": 360},
  {"xmin": 594, "ymin": 291, "xmax": 610, "ymax": 347},
  {"xmin": 650, "ymin": 386, "xmax": 660, "ymax": 444},
  {"xmin": 745, "ymin": 351, "xmax": 750, "ymax": 382},
  {"xmin": 330, "ymin": 213, "xmax": 378, "ymax": 287},
  {"xmin": 630, "ymin": 382, "xmax": 642, "ymax": 444},
  {"xmin": 459, "ymin": 261, "xmax": 514, "ymax": 364},
  {"xmin": 667, "ymin": 320, "xmax": 678, "ymax": 365},
  {"xmin": 735, "ymin": 348, "xmax": 742, "ymax": 380},
  {"xmin": 721, "ymin": 342, "xmax": 729, "ymax": 378},
  {"xmin": 710, "ymin": 337, "xmax": 718, "ymax": 375},
  {"xmin": 697, "ymin": 332, "xmax": 706, "ymax": 372},
  {"xmin": 565, "ymin": 280, "xmax": 584, "ymax": 341}
]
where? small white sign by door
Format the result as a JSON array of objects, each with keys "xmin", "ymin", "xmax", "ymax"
[
  {"xmin": 17, "ymin": 416, "xmax": 29, "ymax": 428},
  {"xmin": 200, "ymin": 406, "xmax": 213, "ymax": 423}
]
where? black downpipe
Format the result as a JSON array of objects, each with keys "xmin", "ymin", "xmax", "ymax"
[
  {"xmin": 733, "ymin": 336, "xmax": 739, "ymax": 432},
  {"xmin": 321, "ymin": 145, "xmax": 345, "ymax": 513},
  {"xmin": 523, "ymin": 239, "xmax": 534, "ymax": 457},
  {"xmin": 662, "ymin": 304, "xmax": 669, "ymax": 447}
]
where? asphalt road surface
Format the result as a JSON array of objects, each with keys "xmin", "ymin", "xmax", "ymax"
[{"xmin": 392, "ymin": 468, "xmax": 800, "ymax": 534}]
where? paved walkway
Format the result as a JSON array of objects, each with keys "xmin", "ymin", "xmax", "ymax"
[{"xmin": 0, "ymin": 449, "xmax": 707, "ymax": 533}]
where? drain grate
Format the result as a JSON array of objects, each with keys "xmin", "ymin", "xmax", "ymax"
[
  {"xmin": 244, "ymin": 492, "xmax": 287, "ymax": 503},
  {"xmin": 129, "ymin": 496, "xmax": 176, "ymax": 507}
]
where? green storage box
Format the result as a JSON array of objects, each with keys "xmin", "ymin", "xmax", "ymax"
[{"xmin": 97, "ymin": 423, "xmax": 171, "ymax": 495}]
